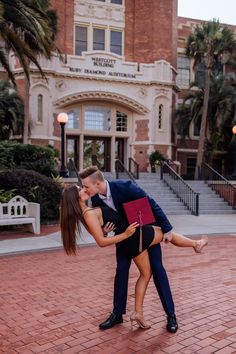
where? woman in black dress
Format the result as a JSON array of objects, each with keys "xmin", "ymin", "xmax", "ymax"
[{"xmin": 60, "ymin": 184, "xmax": 208, "ymax": 329}]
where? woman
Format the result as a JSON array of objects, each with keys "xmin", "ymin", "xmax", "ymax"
[{"xmin": 60, "ymin": 184, "xmax": 208, "ymax": 329}]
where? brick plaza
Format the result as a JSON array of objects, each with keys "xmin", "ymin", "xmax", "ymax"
[{"xmin": 0, "ymin": 235, "xmax": 236, "ymax": 354}]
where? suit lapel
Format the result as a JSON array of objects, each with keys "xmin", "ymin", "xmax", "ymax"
[{"xmin": 109, "ymin": 181, "xmax": 121, "ymax": 212}]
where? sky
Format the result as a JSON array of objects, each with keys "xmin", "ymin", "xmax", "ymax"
[{"xmin": 178, "ymin": 0, "xmax": 236, "ymax": 26}]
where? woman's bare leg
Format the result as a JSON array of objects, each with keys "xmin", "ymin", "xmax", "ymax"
[
  {"xmin": 132, "ymin": 250, "xmax": 152, "ymax": 326},
  {"xmin": 149, "ymin": 227, "xmax": 208, "ymax": 252}
]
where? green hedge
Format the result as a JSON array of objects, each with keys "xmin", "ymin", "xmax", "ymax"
[
  {"xmin": 0, "ymin": 141, "xmax": 58, "ymax": 177},
  {"xmin": 0, "ymin": 169, "xmax": 62, "ymax": 221}
]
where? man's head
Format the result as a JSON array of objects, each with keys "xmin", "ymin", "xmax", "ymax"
[{"xmin": 79, "ymin": 166, "xmax": 106, "ymax": 197}]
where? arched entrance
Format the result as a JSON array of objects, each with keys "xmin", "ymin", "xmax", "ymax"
[{"xmin": 54, "ymin": 91, "xmax": 149, "ymax": 172}]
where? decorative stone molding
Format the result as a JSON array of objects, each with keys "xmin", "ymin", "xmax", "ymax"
[
  {"xmin": 54, "ymin": 91, "xmax": 149, "ymax": 115},
  {"xmin": 137, "ymin": 88, "xmax": 148, "ymax": 99},
  {"xmin": 55, "ymin": 80, "xmax": 68, "ymax": 92},
  {"xmin": 75, "ymin": 0, "xmax": 124, "ymax": 23}
]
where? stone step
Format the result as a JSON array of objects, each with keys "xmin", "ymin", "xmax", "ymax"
[{"xmin": 103, "ymin": 172, "xmax": 235, "ymax": 215}]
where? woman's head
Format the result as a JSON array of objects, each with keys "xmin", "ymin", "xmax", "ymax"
[{"xmin": 60, "ymin": 184, "xmax": 88, "ymax": 255}]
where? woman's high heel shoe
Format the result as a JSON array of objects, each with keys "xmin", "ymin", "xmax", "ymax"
[
  {"xmin": 194, "ymin": 235, "xmax": 208, "ymax": 253},
  {"xmin": 130, "ymin": 312, "xmax": 151, "ymax": 330}
]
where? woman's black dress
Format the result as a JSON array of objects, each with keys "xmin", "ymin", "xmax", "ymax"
[{"xmin": 100, "ymin": 206, "xmax": 155, "ymax": 258}]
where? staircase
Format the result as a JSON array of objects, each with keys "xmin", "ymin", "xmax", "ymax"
[
  {"xmin": 104, "ymin": 172, "xmax": 190, "ymax": 215},
  {"xmin": 186, "ymin": 180, "xmax": 236, "ymax": 214},
  {"xmin": 104, "ymin": 172, "xmax": 236, "ymax": 215}
]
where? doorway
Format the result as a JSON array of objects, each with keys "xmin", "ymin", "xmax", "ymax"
[
  {"xmin": 84, "ymin": 136, "xmax": 111, "ymax": 171},
  {"xmin": 115, "ymin": 138, "xmax": 125, "ymax": 165}
]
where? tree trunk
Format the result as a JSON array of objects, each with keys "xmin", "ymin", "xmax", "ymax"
[
  {"xmin": 194, "ymin": 68, "xmax": 211, "ymax": 180},
  {"xmin": 23, "ymin": 79, "xmax": 30, "ymax": 144}
]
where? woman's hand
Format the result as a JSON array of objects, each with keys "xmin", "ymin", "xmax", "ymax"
[
  {"xmin": 124, "ymin": 222, "xmax": 139, "ymax": 237},
  {"xmin": 103, "ymin": 222, "xmax": 116, "ymax": 236}
]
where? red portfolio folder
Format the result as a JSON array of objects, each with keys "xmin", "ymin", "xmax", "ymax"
[
  {"xmin": 123, "ymin": 196, "xmax": 155, "ymax": 226},
  {"xmin": 123, "ymin": 197, "xmax": 156, "ymax": 253}
]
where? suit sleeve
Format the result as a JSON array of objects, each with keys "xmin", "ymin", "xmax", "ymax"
[{"xmin": 121, "ymin": 181, "xmax": 173, "ymax": 233}]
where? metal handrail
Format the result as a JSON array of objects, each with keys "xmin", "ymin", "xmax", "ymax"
[
  {"xmin": 161, "ymin": 162, "xmax": 199, "ymax": 215},
  {"xmin": 67, "ymin": 158, "xmax": 82, "ymax": 187},
  {"xmin": 201, "ymin": 162, "xmax": 236, "ymax": 209},
  {"xmin": 115, "ymin": 159, "xmax": 136, "ymax": 183},
  {"xmin": 128, "ymin": 157, "xmax": 139, "ymax": 179}
]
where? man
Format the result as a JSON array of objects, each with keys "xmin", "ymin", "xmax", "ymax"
[{"xmin": 79, "ymin": 166, "xmax": 178, "ymax": 333}]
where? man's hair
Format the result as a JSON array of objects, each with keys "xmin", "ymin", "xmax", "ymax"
[{"xmin": 79, "ymin": 166, "xmax": 105, "ymax": 182}]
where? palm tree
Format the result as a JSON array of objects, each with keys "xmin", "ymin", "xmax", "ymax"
[
  {"xmin": 0, "ymin": 80, "xmax": 24, "ymax": 140},
  {"xmin": 0, "ymin": 0, "xmax": 59, "ymax": 143},
  {"xmin": 0, "ymin": 0, "xmax": 58, "ymax": 83},
  {"xmin": 186, "ymin": 19, "xmax": 236, "ymax": 179},
  {"xmin": 175, "ymin": 74, "xmax": 236, "ymax": 166}
]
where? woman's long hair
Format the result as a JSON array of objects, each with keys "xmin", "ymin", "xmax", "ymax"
[{"xmin": 60, "ymin": 184, "xmax": 86, "ymax": 255}]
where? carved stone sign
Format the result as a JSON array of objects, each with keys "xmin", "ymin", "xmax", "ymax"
[{"xmin": 68, "ymin": 55, "xmax": 136, "ymax": 79}]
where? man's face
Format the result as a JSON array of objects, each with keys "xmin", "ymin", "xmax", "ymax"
[{"xmin": 81, "ymin": 176, "xmax": 100, "ymax": 197}]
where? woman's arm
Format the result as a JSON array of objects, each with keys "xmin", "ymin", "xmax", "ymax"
[{"xmin": 84, "ymin": 210, "xmax": 138, "ymax": 247}]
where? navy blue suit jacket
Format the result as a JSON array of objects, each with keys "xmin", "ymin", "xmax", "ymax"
[{"xmin": 91, "ymin": 180, "xmax": 172, "ymax": 234}]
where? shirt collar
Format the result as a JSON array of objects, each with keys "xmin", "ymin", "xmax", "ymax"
[{"xmin": 99, "ymin": 180, "xmax": 111, "ymax": 200}]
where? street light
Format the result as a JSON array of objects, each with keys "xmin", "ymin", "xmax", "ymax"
[
  {"xmin": 57, "ymin": 112, "xmax": 69, "ymax": 177},
  {"xmin": 232, "ymin": 125, "xmax": 236, "ymax": 179}
]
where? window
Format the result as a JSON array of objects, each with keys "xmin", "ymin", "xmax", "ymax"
[
  {"xmin": 93, "ymin": 29, "xmax": 105, "ymax": 51},
  {"xmin": 177, "ymin": 56, "xmax": 190, "ymax": 87},
  {"xmin": 37, "ymin": 94, "xmax": 43, "ymax": 123},
  {"xmin": 193, "ymin": 117, "xmax": 201, "ymax": 136},
  {"xmin": 158, "ymin": 104, "xmax": 163, "ymax": 129},
  {"xmin": 67, "ymin": 109, "xmax": 80, "ymax": 129},
  {"xmin": 110, "ymin": 31, "xmax": 122, "ymax": 55},
  {"xmin": 116, "ymin": 111, "xmax": 127, "ymax": 131},
  {"xmin": 84, "ymin": 106, "xmax": 111, "ymax": 131},
  {"xmin": 195, "ymin": 61, "xmax": 205, "ymax": 88},
  {"xmin": 75, "ymin": 26, "xmax": 87, "ymax": 56},
  {"xmin": 195, "ymin": 60, "xmax": 223, "ymax": 87}
]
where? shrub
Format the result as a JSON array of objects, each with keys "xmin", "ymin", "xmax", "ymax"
[
  {"xmin": 0, "ymin": 141, "xmax": 58, "ymax": 177},
  {"xmin": 149, "ymin": 150, "xmax": 166, "ymax": 166},
  {"xmin": 0, "ymin": 169, "xmax": 62, "ymax": 221}
]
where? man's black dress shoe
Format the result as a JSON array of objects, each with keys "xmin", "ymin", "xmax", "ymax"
[
  {"xmin": 99, "ymin": 313, "xmax": 123, "ymax": 330},
  {"xmin": 166, "ymin": 314, "xmax": 178, "ymax": 333}
]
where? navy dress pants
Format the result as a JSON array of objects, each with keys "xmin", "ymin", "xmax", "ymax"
[{"xmin": 113, "ymin": 243, "xmax": 175, "ymax": 317}]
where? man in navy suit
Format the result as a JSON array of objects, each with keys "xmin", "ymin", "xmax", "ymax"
[{"xmin": 79, "ymin": 166, "xmax": 178, "ymax": 333}]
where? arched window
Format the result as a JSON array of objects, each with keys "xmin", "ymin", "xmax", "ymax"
[
  {"xmin": 158, "ymin": 104, "xmax": 163, "ymax": 129},
  {"xmin": 37, "ymin": 94, "xmax": 43, "ymax": 122}
]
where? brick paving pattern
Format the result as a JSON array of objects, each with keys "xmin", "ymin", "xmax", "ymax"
[{"xmin": 0, "ymin": 235, "xmax": 236, "ymax": 353}]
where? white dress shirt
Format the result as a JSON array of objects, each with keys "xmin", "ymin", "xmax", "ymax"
[{"xmin": 98, "ymin": 180, "xmax": 117, "ymax": 211}]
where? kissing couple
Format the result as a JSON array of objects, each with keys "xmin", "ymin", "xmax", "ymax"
[{"xmin": 60, "ymin": 166, "xmax": 208, "ymax": 331}]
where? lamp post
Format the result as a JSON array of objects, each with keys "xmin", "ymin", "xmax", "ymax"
[
  {"xmin": 232, "ymin": 125, "xmax": 236, "ymax": 179},
  {"xmin": 57, "ymin": 112, "xmax": 69, "ymax": 177}
]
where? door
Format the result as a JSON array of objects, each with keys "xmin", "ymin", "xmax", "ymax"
[
  {"xmin": 67, "ymin": 136, "xmax": 80, "ymax": 170},
  {"xmin": 115, "ymin": 138, "xmax": 125, "ymax": 164},
  {"xmin": 83, "ymin": 136, "xmax": 111, "ymax": 171}
]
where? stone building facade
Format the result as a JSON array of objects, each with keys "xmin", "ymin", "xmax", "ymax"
[{"xmin": 1, "ymin": 0, "xmax": 235, "ymax": 175}]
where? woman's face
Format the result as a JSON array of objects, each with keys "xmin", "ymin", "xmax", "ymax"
[{"xmin": 78, "ymin": 187, "xmax": 90, "ymax": 202}]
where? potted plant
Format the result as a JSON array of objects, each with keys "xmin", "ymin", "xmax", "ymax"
[{"xmin": 149, "ymin": 150, "xmax": 165, "ymax": 172}]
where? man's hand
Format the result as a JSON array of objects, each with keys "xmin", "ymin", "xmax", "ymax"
[{"xmin": 103, "ymin": 222, "xmax": 116, "ymax": 236}]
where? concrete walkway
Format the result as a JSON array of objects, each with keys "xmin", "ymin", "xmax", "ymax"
[{"xmin": 0, "ymin": 214, "xmax": 235, "ymax": 256}]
